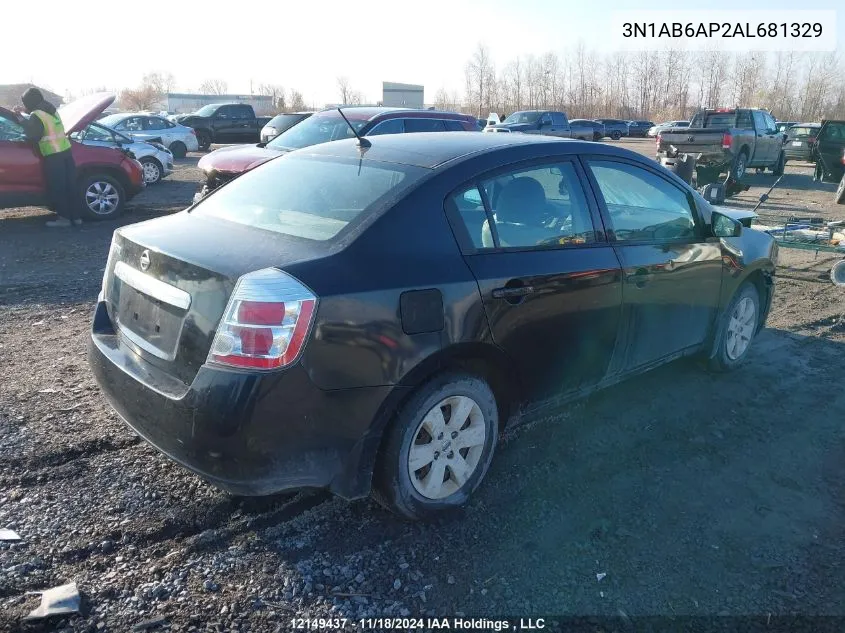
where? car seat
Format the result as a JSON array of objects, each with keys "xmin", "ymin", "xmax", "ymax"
[{"xmin": 481, "ymin": 177, "xmax": 554, "ymax": 247}]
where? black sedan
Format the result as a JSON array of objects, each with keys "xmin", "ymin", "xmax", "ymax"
[{"xmin": 89, "ymin": 132, "xmax": 777, "ymax": 520}]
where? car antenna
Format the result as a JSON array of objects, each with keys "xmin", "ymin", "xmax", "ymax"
[{"xmin": 337, "ymin": 107, "xmax": 371, "ymax": 149}]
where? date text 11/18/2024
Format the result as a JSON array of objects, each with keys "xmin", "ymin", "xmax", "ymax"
[{"xmin": 290, "ymin": 617, "xmax": 547, "ymax": 630}]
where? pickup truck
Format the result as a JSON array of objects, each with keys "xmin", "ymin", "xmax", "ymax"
[
  {"xmin": 172, "ymin": 103, "xmax": 272, "ymax": 150},
  {"xmin": 485, "ymin": 110, "xmax": 571, "ymax": 137},
  {"xmin": 657, "ymin": 108, "xmax": 787, "ymax": 181}
]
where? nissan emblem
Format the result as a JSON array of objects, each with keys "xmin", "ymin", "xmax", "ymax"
[{"xmin": 140, "ymin": 250, "xmax": 151, "ymax": 272}]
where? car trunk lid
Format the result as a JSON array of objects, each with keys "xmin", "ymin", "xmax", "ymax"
[{"xmin": 103, "ymin": 211, "xmax": 329, "ymax": 385}]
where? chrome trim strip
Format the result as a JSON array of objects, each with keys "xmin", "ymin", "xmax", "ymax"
[
  {"xmin": 116, "ymin": 323, "xmax": 175, "ymax": 361},
  {"xmin": 114, "ymin": 261, "xmax": 191, "ymax": 310}
]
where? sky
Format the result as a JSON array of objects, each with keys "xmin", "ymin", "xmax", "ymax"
[{"xmin": 1, "ymin": 0, "xmax": 841, "ymax": 107}]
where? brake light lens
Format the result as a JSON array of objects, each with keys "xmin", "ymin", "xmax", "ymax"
[
  {"xmin": 208, "ymin": 268, "xmax": 317, "ymax": 370},
  {"xmin": 190, "ymin": 128, "xmax": 197, "ymax": 136},
  {"xmin": 721, "ymin": 133, "xmax": 732, "ymax": 149},
  {"xmin": 656, "ymin": 133, "xmax": 662, "ymax": 146}
]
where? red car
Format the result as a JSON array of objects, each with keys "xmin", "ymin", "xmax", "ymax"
[
  {"xmin": 0, "ymin": 94, "xmax": 145, "ymax": 221},
  {"xmin": 195, "ymin": 107, "xmax": 478, "ymax": 200}
]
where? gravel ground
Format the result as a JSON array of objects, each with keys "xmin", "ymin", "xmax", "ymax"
[{"xmin": 1, "ymin": 143, "xmax": 844, "ymax": 632}]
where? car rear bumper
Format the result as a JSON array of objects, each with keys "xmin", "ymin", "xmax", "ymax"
[
  {"xmin": 88, "ymin": 300, "xmax": 401, "ymax": 498},
  {"xmin": 784, "ymin": 148, "xmax": 812, "ymax": 161}
]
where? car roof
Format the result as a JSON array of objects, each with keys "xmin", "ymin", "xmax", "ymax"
[{"xmin": 297, "ymin": 131, "xmax": 627, "ymax": 170}]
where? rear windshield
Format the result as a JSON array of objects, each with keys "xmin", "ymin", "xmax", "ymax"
[
  {"xmin": 788, "ymin": 126, "xmax": 818, "ymax": 137},
  {"xmin": 191, "ymin": 154, "xmax": 428, "ymax": 241},
  {"xmin": 267, "ymin": 112, "xmax": 366, "ymax": 151}
]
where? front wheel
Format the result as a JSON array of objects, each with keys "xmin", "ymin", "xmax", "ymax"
[
  {"xmin": 709, "ymin": 282, "xmax": 760, "ymax": 372},
  {"xmin": 813, "ymin": 163, "xmax": 823, "ymax": 182},
  {"xmin": 372, "ymin": 373, "xmax": 498, "ymax": 520},
  {"xmin": 610, "ymin": 130, "xmax": 621, "ymax": 140},
  {"xmin": 196, "ymin": 130, "xmax": 211, "ymax": 151},
  {"xmin": 169, "ymin": 141, "xmax": 187, "ymax": 159},
  {"xmin": 772, "ymin": 151, "xmax": 785, "ymax": 176},
  {"xmin": 78, "ymin": 173, "xmax": 125, "ymax": 221},
  {"xmin": 140, "ymin": 157, "xmax": 162, "ymax": 185},
  {"xmin": 835, "ymin": 174, "xmax": 845, "ymax": 205}
]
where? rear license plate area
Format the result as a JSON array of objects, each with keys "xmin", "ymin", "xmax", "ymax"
[
  {"xmin": 116, "ymin": 284, "xmax": 185, "ymax": 359},
  {"xmin": 792, "ymin": 141, "xmax": 802, "ymax": 146}
]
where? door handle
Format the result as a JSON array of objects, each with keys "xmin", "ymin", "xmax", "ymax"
[
  {"xmin": 626, "ymin": 269, "xmax": 654, "ymax": 288},
  {"xmin": 492, "ymin": 285, "xmax": 535, "ymax": 299}
]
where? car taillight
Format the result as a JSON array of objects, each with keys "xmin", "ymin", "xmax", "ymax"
[
  {"xmin": 208, "ymin": 268, "xmax": 317, "ymax": 370},
  {"xmin": 656, "ymin": 133, "xmax": 662, "ymax": 146},
  {"xmin": 190, "ymin": 129, "xmax": 197, "ymax": 136},
  {"xmin": 841, "ymin": 150, "xmax": 845, "ymax": 166},
  {"xmin": 807, "ymin": 136, "xmax": 816, "ymax": 146},
  {"xmin": 721, "ymin": 133, "xmax": 732, "ymax": 149}
]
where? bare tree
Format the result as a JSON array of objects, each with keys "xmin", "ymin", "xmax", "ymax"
[
  {"xmin": 337, "ymin": 77, "xmax": 353, "ymax": 104},
  {"xmin": 434, "ymin": 87, "xmax": 451, "ymax": 110},
  {"xmin": 199, "ymin": 79, "xmax": 228, "ymax": 95},
  {"xmin": 258, "ymin": 83, "xmax": 286, "ymax": 111},
  {"xmin": 465, "ymin": 43, "xmax": 495, "ymax": 117},
  {"xmin": 289, "ymin": 90, "xmax": 306, "ymax": 111},
  {"xmin": 118, "ymin": 86, "xmax": 160, "ymax": 111},
  {"xmin": 143, "ymin": 72, "xmax": 175, "ymax": 96}
]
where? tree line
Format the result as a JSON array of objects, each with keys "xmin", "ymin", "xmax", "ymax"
[{"xmin": 444, "ymin": 43, "xmax": 845, "ymax": 123}]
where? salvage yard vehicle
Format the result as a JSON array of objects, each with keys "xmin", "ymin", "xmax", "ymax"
[
  {"xmin": 98, "ymin": 113, "xmax": 199, "ymax": 158},
  {"xmin": 71, "ymin": 122, "xmax": 173, "ymax": 185},
  {"xmin": 783, "ymin": 123, "xmax": 821, "ymax": 163},
  {"xmin": 260, "ymin": 112, "xmax": 313, "ymax": 143},
  {"xmin": 172, "ymin": 103, "xmax": 273, "ymax": 151},
  {"xmin": 627, "ymin": 120, "xmax": 655, "ymax": 138},
  {"xmin": 89, "ymin": 132, "xmax": 777, "ymax": 520},
  {"xmin": 811, "ymin": 119, "xmax": 845, "ymax": 184},
  {"xmin": 648, "ymin": 120, "xmax": 689, "ymax": 137},
  {"xmin": 593, "ymin": 118, "xmax": 629, "ymax": 140},
  {"xmin": 194, "ymin": 107, "xmax": 477, "ymax": 199},
  {"xmin": 658, "ymin": 108, "xmax": 787, "ymax": 182},
  {"xmin": 0, "ymin": 95, "xmax": 145, "ymax": 220},
  {"xmin": 485, "ymin": 110, "xmax": 572, "ymax": 137},
  {"xmin": 569, "ymin": 119, "xmax": 603, "ymax": 141}
]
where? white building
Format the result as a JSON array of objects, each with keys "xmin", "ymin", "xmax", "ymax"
[{"xmin": 381, "ymin": 82, "xmax": 424, "ymax": 109}]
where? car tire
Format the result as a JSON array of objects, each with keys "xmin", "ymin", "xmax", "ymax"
[
  {"xmin": 593, "ymin": 132, "xmax": 601, "ymax": 141},
  {"xmin": 708, "ymin": 282, "xmax": 761, "ymax": 372},
  {"xmin": 813, "ymin": 163, "xmax": 823, "ymax": 182},
  {"xmin": 78, "ymin": 173, "xmax": 125, "ymax": 221},
  {"xmin": 731, "ymin": 151, "xmax": 748, "ymax": 181},
  {"xmin": 772, "ymin": 151, "xmax": 785, "ymax": 176},
  {"xmin": 196, "ymin": 130, "xmax": 211, "ymax": 151},
  {"xmin": 139, "ymin": 157, "xmax": 162, "ymax": 185},
  {"xmin": 169, "ymin": 141, "xmax": 187, "ymax": 159},
  {"xmin": 372, "ymin": 373, "xmax": 498, "ymax": 521},
  {"xmin": 610, "ymin": 130, "xmax": 621, "ymax": 140},
  {"xmin": 835, "ymin": 174, "xmax": 845, "ymax": 205}
]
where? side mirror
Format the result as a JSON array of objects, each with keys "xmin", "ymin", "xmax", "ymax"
[{"xmin": 712, "ymin": 211, "xmax": 742, "ymax": 238}]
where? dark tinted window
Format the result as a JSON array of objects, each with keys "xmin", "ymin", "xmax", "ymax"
[
  {"xmin": 587, "ymin": 160, "xmax": 696, "ymax": 241},
  {"xmin": 367, "ymin": 118, "xmax": 404, "ymax": 136},
  {"xmin": 403, "ymin": 118, "xmax": 446, "ymax": 133},
  {"xmin": 215, "ymin": 106, "xmax": 234, "ymax": 119},
  {"xmin": 820, "ymin": 122, "xmax": 845, "ymax": 140},
  {"xmin": 0, "ymin": 113, "xmax": 25, "ymax": 141},
  {"xmin": 551, "ymin": 113, "xmax": 567, "ymax": 126},
  {"xmin": 234, "ymin": 105, "xmax": 253, "ymax": 119},
  {"xmin": 193, "ymin": 155, "xmax": 427, "ymax": 241},
  {"xmin": 443, "ymin": 119, "xmax": 465, "ymax": 132},
  {"xmin": 752, "ymin": 111, "xmax": 767, "ymax": 132},
  {"xmin": 451, "ymin": 162, "xmax": 595, "ymax": 249}
]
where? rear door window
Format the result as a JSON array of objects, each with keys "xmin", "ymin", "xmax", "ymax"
[
  {"xmin": 820, "ymin": 122, "xmax": 845, "ymax": 141},
  {"xmin": 403, "ymin": 118, "xmax": 446, "ymax": 133},
  {"xmin": 443, "ymin": 120, "xmax": 465, "ymax": 131},
  {"xmin": 192, "ymin": 154, "xmax": 428, "ymax": 241},
  {"xmin": 587, "ymin": 160, "xmax": 697, "ymax": 242},
  {"xmin": 448, "ymin": 161, "xmax": 597, "ymax": 250},
  {"xmin": 367, "ymin": 118, "xmax": 404, "ymax": 136},
  {"xmin": 551, "ymin": 113, "xmax": 567, "ymax": 126}
]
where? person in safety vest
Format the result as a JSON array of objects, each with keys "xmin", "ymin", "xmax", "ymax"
[{"xmin": 14, "ymin": 88, "xmax": 80, "ymax": 228}]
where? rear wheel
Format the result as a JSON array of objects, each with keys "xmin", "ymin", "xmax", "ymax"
[
  {"xmin": 813, "ymin": 163, "xmax": 823, "ymax": 182},
  {"xmin": 372, "ymin": 373, "xmax": 498, "ymax": 520},
  {"xmin": 731, "ymin": 151, "xmax": 748, "ymax": 181},
  {"xmin": 593, "ymin": 132, "xmax": 602, "ymax": 141},
  {"xmin": 169, "ymin": 141, "xmax": 187, "ymax": 159},
  {"xmin": 708, "ymin": 282, "xmax": 760, "ymax": 372},
  {"xmin": 78, "ymin": 173, "xmax": 125, "ymax": 221},
  {"xmin": 610, "ymin": 130, "xmax": 621, "ymax": 140},
  {"xmin": 835, "ymin": 174, "xmax": 845, "ymax": 205}
]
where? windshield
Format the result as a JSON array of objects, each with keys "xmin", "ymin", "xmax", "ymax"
[
  {"xmin": 194, "ymin": 104, "xmax": 221, "ymax": 117},
  {"xmin": 503, "ymin": 111, "xmax": 541, "ymax": 125},
  {"xmin": 192, "ymin": 154, "xmax": 428, "ymax": 241},
  {"xmin": 267, "ymin": 113, "xmax": 366, "ymax": 150},
  {"xmin": 268, "ymin": 113, "xmax": 308, "ymax": 130}
]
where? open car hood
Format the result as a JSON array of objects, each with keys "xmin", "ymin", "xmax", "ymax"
[{"xmin": 58, "ymin": 93, "xmax": 115, "ymax": 135}]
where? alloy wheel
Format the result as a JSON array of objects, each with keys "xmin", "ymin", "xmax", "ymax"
[
  {"xmin": 407, "ymin": 395, "xmax": 486, "ymax": 500},
  {"xmin": 142, "ymin": 160, "xmax": 161, "ymax": 184},
  {"xmin": 726, "ymin": 296, "xmax": 756, "ymax": 360},
  {"xmin": 85, "ymin": 181, "xmax": 120, "ymax": 215}
]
